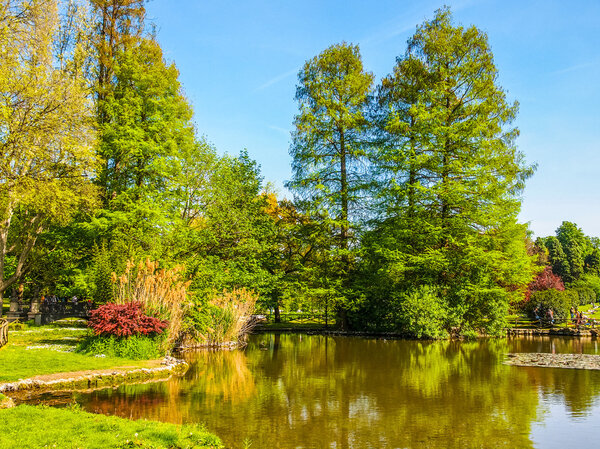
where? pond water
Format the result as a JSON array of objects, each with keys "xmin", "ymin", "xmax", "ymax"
[{"xmin": 33, "ymin": 334, "xmax": 600, "ymax": 448}]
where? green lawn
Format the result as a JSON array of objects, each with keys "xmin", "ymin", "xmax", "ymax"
[
  {"xmin": 0, "ymin": 326, "xmax": 153, "ymax": 383},
  {"xmin": 578, "ymin": 303, "xmax": 600, "ymax": 320},
  {"xmin": 0, "ymin": 405, "xmax": 222, "ymax": 448}
]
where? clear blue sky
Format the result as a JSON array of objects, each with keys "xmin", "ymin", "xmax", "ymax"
[{"xmin": 146, "ymin": 0, "xmax": 600, "ymax": 238}]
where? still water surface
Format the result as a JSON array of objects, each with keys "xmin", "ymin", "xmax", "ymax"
[{"xmin": 48, "ymin": 335, "xmax": 600, "ymax": 448}]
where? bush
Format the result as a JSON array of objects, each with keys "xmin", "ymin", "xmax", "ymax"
[
  {"xmin": 525, "ymin": 266, "xmax": 565, "ymax": 302},
  {"xmin": 572, "ymin": 287, "xmax": 595, "ymax": 305},
  {"xmin": 77, "ymin": 334, "xmax": 162, "ymax": 360},
  {"xmin": 395, "ymin": 285, "xmax": 448, "ymax": 339},
  {"xmin": 525, "ymin": 289, "xmax": 575, "ymax": 319},
  {"xmin": 89, "ymin": 302, "xmax": 167, "ymax": 338}
]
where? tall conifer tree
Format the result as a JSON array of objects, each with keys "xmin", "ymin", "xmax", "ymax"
[
  {"xmin": 362, "ymin": 8, "xmax": 536, "ymax": 334},
  {"xmin": 287, "ymin": 42, "xmax": 373, "ymax": 328}
]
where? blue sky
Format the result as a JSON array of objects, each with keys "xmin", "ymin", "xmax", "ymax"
[{"xmin": 146, "ymin": 0, "xmax": 600, "ymax": 238}]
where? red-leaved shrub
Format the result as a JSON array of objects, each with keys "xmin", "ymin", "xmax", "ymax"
[
  {"xmin": 525, "ymin": 266, "xmax": 565, "ymax": 302},
  {"xmin": 89, "ymin": 302, "xmax": 168, "ymax": 337}
]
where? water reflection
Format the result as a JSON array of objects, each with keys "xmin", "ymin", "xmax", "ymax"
[{"xmin": 68, "ymin": 335, "xmax": 600, "ymax": 449}]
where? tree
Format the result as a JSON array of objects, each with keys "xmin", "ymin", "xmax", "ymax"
[
  {"xmin": 287, "ymin": 42, "xmax": 374, "ymax": 328},
  {"xmin": 260, "ymin": 194, "xmax": 331, "ymax": 322},
  {"xmin": 544, "ymin": 236, "xmax": 571, "ymax": 281},
  {"xmin": 0, "ymin": 0, "xmax": 97, "ymax": 300},
  {"xmin": 555, "ymin": 221, "xmax": 588, "ymax": 282},
  {"xmin": 525, "ymin": 266, "xmax": 565, "ymax": 302},
  {"xmin": 87, "ymin": 36, "xmax": 198, "ymax": 267},
  {"xmin": 89, "ymin": 0, "xmax": 146, "ymax": 129},
  {"xmin": 360, "ymin": 8, "xmax": 536, "ymax": 335},
  {"xmin": 585, "ymin": 248, "xmax": 600, "ymax": 276}
]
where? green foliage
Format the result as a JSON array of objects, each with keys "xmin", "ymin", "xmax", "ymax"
[
  {"xmin": 77, "ymin": 334, "xmax": 162, "ymax": 360},
  {"xmin": 354, "ymin": 8, "xmax": 536, "ymax": 335},
  {"xmin": 585, "ymin": 248, "xmax": 600, "ymax": 275},
  {"xmin": 0, "ymin": 0, "xmax": 97, "ymax": 299},
  {"xmin": 288, "ymin": 42, "xmax": 374, "ymax": 327},
  {"xmin": 395, "ymin": 286, "xmax": 448, "ymax": 339},
  {"xmin": 526, "ymin": 289, "xmax": 575, "ymax": 319},
  {"xmin": 90, "ymin": 242, "xmax": 116, "ymax": 303},
  {"xmin": 566, "ymin": 274, "xmax": 600, "ymax": 306},
  {"xmin": 556, "ymin": 221, "xmax": 589, "ymax": 281}
]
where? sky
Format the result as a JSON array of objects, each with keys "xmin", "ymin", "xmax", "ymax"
[{"xmin": 145, "ymin": 0, "xmax": 600, "ymax": 238}]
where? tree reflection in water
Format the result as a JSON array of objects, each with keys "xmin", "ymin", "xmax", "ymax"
[{"xmin": 73, "ymin": 334, "xmax": 600, "ymax": 449}]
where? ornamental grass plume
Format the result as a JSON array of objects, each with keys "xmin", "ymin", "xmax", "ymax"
[
  {"xmin": 183, "ymin": 288, "xmax": 258, "ymax": 347},
  {"xmin": 112, "ymin": 258, "xmax": 191, "ymax": 350},
  {"xmin": 209, "ymin": 288, "xmax": 258, "ymax": 344}
]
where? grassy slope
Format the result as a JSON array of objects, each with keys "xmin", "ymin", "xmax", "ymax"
[
  {"xmin": 578, "ymin": 303, "xmax": 600, "ymax": 320},
  {"xmin": 0, "ymin": 327, "xmax": 152, "ymax": 383},
  {"xmin": 0, "ymin": 405, "xmax": 222, "ymax": 448}
]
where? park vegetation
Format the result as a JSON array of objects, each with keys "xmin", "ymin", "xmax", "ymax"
[
  {"xmin": 1, "ymin": 1, "xmax": 597, "ymax": 342},
  {"xmin": 0, "ymin": 404, "xmax": 222, "ymax": 448}
]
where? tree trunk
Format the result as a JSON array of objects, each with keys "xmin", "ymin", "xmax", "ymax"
[
  {"xmin": 274, "ymin": 304, "xmax": 281, "ymax": 323},
  {"xmin": 338, "ymin": 129, "xmax": 350, "ymax": 331}
]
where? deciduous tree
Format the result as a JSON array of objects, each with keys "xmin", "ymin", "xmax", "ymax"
[{"xmin": 0, "ymin": 0, "xmax": 96, "ymax": 299}]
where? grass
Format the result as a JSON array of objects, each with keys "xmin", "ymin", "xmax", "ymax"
[
  {"xmin": 0, "ymin": 326, "xmax": 155, "ymax": 383},
  {"xmin": 578, "ymin": 303, "xmax": 600, "ymax": 320},
  {"xmin": 0, "ymin": 405, "xmax": 222, "ymax": 448},
  {"xmin": 507, "ymin": 303, "xmax": 600, "ymax": 329}
]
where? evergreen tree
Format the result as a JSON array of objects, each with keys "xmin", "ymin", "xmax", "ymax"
[
  {"xmin": 90, "ymin": 0, "xmax": 146, "ymax": 130},
  {"xmin": 544, "ymin": 236, "xmax": 571, "ymax": 281},
  {"xmin": 287, "ymin": 42, "xmax": 374, "ymax": 328},
  {"xmin": 555, "ymin": 221, "xmax": 588, "ymax": 282},
  {"xmin": 360, "ymin": 8, "xmax": 536, "ymax": 335}
]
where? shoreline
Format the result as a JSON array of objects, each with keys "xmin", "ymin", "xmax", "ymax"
[
  {"xmin": 253, "ymin": 326, "xmax": 600, "ymax": 339},
  {"xmin": 0, "ymin": 356, "xmax": 188, "ymax": 404}
]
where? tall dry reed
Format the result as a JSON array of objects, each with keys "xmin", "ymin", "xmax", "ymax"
[
  {"xmin": 183, "ymin": 288, "xmax": 258, "ymax": 347},
  {"xmin": 112, "ymin": 258, "xmax": 191, "ymax": 350}
]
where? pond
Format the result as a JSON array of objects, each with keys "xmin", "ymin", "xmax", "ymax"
[{"xmin": 30, "ymin": 334, "xmax": 600, "ymax": 448}]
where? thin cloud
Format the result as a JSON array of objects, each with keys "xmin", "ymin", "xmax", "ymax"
[
  {"xmin": 360, "ymin": 0, "xmax": 478, "ymax": 47},
  {"xmin": 254, "ymin": 68, "xmax": 298, "ymax": 92},
  {"xmin": 551, "ymin": 61, "xmax": 599, "ymax": 75},
  {"xmin": 268, "ymin": 125, "xmax": 291, "ymax": 136}
]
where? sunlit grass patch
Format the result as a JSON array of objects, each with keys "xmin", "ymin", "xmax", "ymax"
[
  {"xmin": 0, "ymin": 405, "xmax": 222, "ymax": 448},
  {"xmin": 0, "ymin": 326, "xmax": 152, "ymax": 383}
]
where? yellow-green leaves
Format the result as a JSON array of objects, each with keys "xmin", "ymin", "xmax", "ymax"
[{"xmin": 0, "ymin": 0, "xmax": 97, "ymax": 296}]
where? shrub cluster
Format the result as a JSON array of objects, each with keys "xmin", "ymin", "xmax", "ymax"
[
  {"xmin": 395, "ymin": 285, "xmax": 449, "ymax": 339},
  {"xmin": 77, "ymin": 334, "xmax": 162, "ymax": 360},
  {"xmin": 89, "ymin": 302, "xmax": 167, "ymax": 338},
  {"xmin": 525, "ymin": 289, "xmax": 576, "ymax": 319}
]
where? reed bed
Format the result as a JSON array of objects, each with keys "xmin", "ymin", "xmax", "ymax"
[
  {"xmin": 183, "ymin": 288, "xmax": 258, "ymax": 347},
  {"xmin": 112, "ymin": 258, "xmax": 191, "ymax": 350}
]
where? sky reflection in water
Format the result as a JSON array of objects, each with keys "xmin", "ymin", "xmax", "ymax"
[{"xmin": 65, "ymin": 334, "xmax": 600, "ymax": 449}]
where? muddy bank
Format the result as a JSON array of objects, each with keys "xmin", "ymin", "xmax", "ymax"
[{"xmin": 505, "ymin": 352, "xmax": 600, "ymax": 370}]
